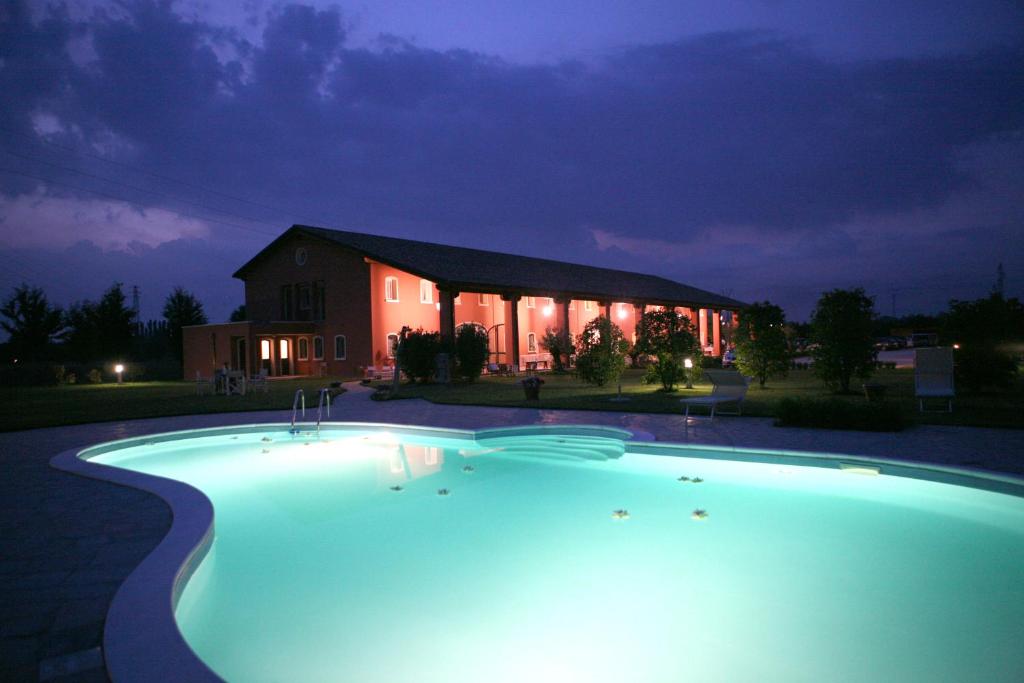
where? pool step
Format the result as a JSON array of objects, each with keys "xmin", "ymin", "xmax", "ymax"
[{"xmin": 474, "ymin": 434, "xmax": 626, "ymax": 461}]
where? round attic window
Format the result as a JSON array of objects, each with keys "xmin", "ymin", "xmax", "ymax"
[{"xmin": 295, "ymin": 247, "xmax": 308, "ymax": 266}]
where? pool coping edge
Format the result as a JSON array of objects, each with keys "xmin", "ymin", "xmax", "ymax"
[{"xmin": 51, "ymin": 421, "xmax": 1024, "ymax": 683}]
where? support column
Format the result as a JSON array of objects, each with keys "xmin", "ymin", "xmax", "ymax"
[
  {"xmin": 634, "ymin": 303, "xmax": 647, "ymax": 318},
  {"xmin": 601, "ymin": 301, "xmax": 612, "ymax": 320},
  {"xmin": 699, "ymin": 309, "xmax": 708, "ymax": 349},
  {"xmin": 501, "ymin": 293, "xmax": 521, "ymax": 370},
  {"xmin": 712, "ymin": 309, "xmax": 722, "ymax": 357},
  {"xmin": 555, "ymin": 297, "xmax": 572, "ymax": 349},
  {"xmin": 438, "ymin": 288, "xmax": 457, "ymax": 347}
]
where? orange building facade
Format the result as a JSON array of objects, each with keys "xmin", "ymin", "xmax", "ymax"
[{"xmin": 182, "ymin": 226, "xmax": 743, "ymax": 380}]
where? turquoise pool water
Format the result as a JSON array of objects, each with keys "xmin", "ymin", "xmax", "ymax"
[{"xmin": 90, "ymin": 426, "xmax": 1024, "ymax": 682}]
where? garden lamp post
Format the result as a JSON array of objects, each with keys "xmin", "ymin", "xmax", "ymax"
[
  {"xmin": 115, "ymin": 363, "xmax": 124, "ymax": 384},
  {"xmin": 684, "ymin": 358, "xmax": 693, "ymax": 389}
]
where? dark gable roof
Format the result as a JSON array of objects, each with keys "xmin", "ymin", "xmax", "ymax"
[{"xmin": 235, "ymin": 225, "xmax": 746, "ymax": 309}]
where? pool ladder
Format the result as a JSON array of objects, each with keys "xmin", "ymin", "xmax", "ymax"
[{"xmin": 290, "ymin": 388, "xmax": 331, "ymax": 435}]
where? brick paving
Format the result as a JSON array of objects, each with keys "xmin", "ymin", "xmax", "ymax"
[{"xmin": 1, "ymin": 383, "xmax": 1021, "ymax": 681}]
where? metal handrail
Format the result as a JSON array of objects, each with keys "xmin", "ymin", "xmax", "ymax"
[
  {"xmin": 315, "ymin": 388, "xmax": 331, "ymax": 434},
  {"xmin": 290, "ymin": 389, "xmax": 305, "ymax": 433}
]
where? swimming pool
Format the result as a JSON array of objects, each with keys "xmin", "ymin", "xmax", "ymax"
[{"xmin": 63, "ymin": 424, "xmax": 1024, "ymax": 682}]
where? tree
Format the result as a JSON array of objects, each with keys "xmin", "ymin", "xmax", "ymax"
[
  {"xmin": 64, "ymin": 283, "xmax": 136, "ymax": 361},
  {"xmin": 540, "ymin": 328, "xmax": 574, "ymax": 372},
  {"xmin": 734, "ymin": 301, "xmax": 790, "ymax": 388},
  {"xmin": 634, "ymin": 308, "xmax": 702, "ymax": 391},
  {"xmin": 453, "ymin": 323, "xmax": 489, "ymax": 381},
  {"xmin": 0, "ymin": 284, "xmax": 64, "ymax": 361},
  {"xmin": 396, "ymin": 327, "xmax": 441, "ymax": 383},
  {"xmin": 163, "ymin": 287, "xmax": 208, "ymax": 360},
  {"xmin": 229, "ymin": 305, "xmax": 247, "ymax": 322},
  {"xmin": 811, "ymin": 288, "xmax": 876, "ymax": 393},
  {"xmin": 574, "ymin": 316, "xmax": 627, "ymax": 386},
  {"xmin": 942, "ymin": 293, "xmax": 1023, "ymax": 392}
]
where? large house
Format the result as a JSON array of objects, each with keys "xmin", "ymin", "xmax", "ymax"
[{"xmin": 182, "ymin": 226, "xmax": 746, "ymax": 379}]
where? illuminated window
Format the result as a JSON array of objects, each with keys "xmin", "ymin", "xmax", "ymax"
[
  {"xmin": 313, "ymin": 336, "xmax": 324, "ymax": 360},
  {"xmin": 387, "ymin": 333, "xmax": 399, "ymax": 358},
  {"xmin": 584, "ymin": 300, "xmax": 593, "ymax": 312},
  {"xmin": 297, "ymin": 338, "xmax": 309, "ymax": 360},
  {"xmin": 385, "ymin": 276, "xmax": 399, "ymax": 302},
  {"xmin": 527, "ymin": 296, "xmax": 536, "ymax": 308},
  {"xmin": 455, "ymin": 294, "xmax": 462, "ymax": 305},
  {"xmin": 420, "ymin": 280, "xmax": 433, "ymax": 304},
  {"xmin": 278, "ymin": 339, "xmax": 289, "ymax": 360},
  {"xmin": 479, "ymin": 293, "xmax": 489, "ymax": 306},
  {"xmin": 334, "ymin": 335, "xmax": 347, "ymax": 360},
  {"xmin": 569, "ymin": 300, "xmax": 575, "ymax": 310},
  {"xmin": 260, "ymin": 339, "xmax": 271, "ymax": 360},
  {"xmin": 527, "ymin": 332, "xmax": 537, "ymax": 353}
]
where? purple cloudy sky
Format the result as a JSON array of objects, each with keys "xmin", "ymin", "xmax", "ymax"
[{"xmin": 1, "ymin": 0, "xmax": 1022, "ymax": 324}]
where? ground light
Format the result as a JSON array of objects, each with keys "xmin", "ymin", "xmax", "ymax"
[
  {"xmin": 115, "ymin": 363, "xmax": 124, "ymax": 384},
  {"xmin": 684, "ymin": 357, "xmax": 693, "ymax": 389}
]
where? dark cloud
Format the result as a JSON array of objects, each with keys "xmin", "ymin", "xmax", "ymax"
[{"xmin": 1, "ymin": 1, "xmax": 1021, "ymax": 320}]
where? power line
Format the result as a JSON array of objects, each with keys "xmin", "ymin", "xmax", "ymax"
[
  {"xmin": 1, "ymin": 147, "xmax": 284, "ymax": 228},
  {"xmin": 0, "ymin": 126, "xmax": 331, "ymax": 227},
  {"xmin": 0, "ymin": 167, "xmax": 279, "ymax": 239}
]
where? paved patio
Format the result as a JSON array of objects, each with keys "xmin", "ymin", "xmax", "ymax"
[{"xmin": 2, "ymin": 382, "xmax": 1022, "ymax": 681}]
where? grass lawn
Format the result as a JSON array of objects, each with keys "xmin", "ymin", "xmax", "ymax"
[
  {"xmin": 0, "ymin": 377, "xmax": 354, "ymax": 432},
  {"xmin": 383, "ymin": 367, "xmax": 1024, "ymax": 430},
  {"xmin": 2, "ymin": 368, "xmax": 1021, "ymax": 432}
]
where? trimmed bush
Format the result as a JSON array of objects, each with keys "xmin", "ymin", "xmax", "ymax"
[
  {"xmin": 396, "ymin": 328, "xmax": 442, "ymax": 383},
  {"xmin": 453, "ymin": 323, "xmax": 489, "ymax": 381},
  {"xmin": 774, "ymin": 397, "xmax": 907, "ymax": 432},
  {"xmin": 574, "ymin": 317, "xmax": 627, "ymax": 387}
]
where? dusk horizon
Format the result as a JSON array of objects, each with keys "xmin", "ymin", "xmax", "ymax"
[{"xmin": 2, "ymin": 0, "xmax": 1023, "ymax": 324}]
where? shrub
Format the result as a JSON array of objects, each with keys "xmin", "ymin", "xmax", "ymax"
[
  {"xmin": 453, "ymin": 323, "xmax": 489, "ymax": 381},
  {"xmin": 734, "ymin": 301, "xmax": 790, "ymax": 388},
  {"xmin": 811, "ymin": 288, "xmax": 877, "ymax": 393},
  {"xmin": 774, "ymin": 397, "xmax": 907, "ymax": 432},
  {"xmin": 87, "ymin": 368, "xmax": 103, "ymax": 384},
  {"xmin": 574, "ymin": 317, "xmax": 627, "ymax": 387},
  {"xmin": 540, "ymin": 328, "xmax": 574, "ymax": 372},
  {"xmin": 0, "ymin": 361, "xmax": 60, "ymax": 386},
  {"xmin": 943, "ymin": 293, "xmax": 1023, "ymax": 392},
  {"xmin": 396, "ymin": 328, "xmax": 441, "ymax": 383},
  {"xmin": 634, "ymin": 309, "xmax": 702, "ymax": 390}
]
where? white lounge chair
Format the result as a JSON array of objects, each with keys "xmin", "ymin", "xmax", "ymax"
[
  {"xmin": 915, "ymin": 347, "xmax": 954, "ymax": 412},
  {"xmin": 195, "ymin": 370, "xmax": 215, "ymax": 396},
  {"xmin": 680, "ymin": 369, "xmax": 750, "ymax": 419}
]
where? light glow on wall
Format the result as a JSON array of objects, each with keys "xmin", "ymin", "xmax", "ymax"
[
  {"xmin": 617, "ymin": 303, "xmax": 628, "ymax": 320},
  {"xmin": 543, "ymin": 304, "xmax": 553, "ymax": 317}
]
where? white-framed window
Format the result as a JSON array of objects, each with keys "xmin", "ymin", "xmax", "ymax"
[
  {"xmin": 297, "ymin": 337, "xmax": 309, "ymax": 360},
  {"xmin": 527, "ymin": 332, "xmax": 537, "ymax": 353},
  {"xmin": 526, "ymin": 296, "xmax": 536, "ymax": 308},
  {"xmin": 584, "ymin": 300, "xmax": 593, "ymax": 311},
  {"xmin": 334, "ymin": 335, "xmax": 347, "ymax": 360},
  {"xmin": 455, "ymin": 294, "xmax": 462, "ymax": 305},
  {"xmin": 385, "ymin": 276, "xmax": 399, "ymax": 302},
  {"xmin": 387, "ymin": 333, "xmax": 399, "ymax": 358},
  {"xmin": 420, "ymin": 279, "xmax": 433, "ymax": 304},
  {"xmin": 279, "ymin": 339, "xmax": 289, "ymax": 360},
  {"xmin": 313, "ymin": 336, "xmax": 324, "ymax": 360},
  {"xmin": 569, "ymin": 300, "xmax": 575, "ymax": 310},
  {"xmin": 479, "ymin": 293, "xmax": 489, "ymax": 306}
]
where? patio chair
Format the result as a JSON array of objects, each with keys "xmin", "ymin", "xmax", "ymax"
[
  {"xmin": 249, "ymin": 367, "xmax": 269, "ymax": 394},
  {"xmin": 915, "ymin": 347, "xmax": 954, "ymax": 413},
  {"xmin": 195, "ymin": 370, "xmax": 215, "ymax": 396},
  {"xmin": 680, "ymin": 369, "xmax": 750, "ymax": 419}
]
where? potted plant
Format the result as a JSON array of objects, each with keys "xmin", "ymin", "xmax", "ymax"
[{"xmin": 521, "ymin": 376, "xmax": 544, "ymax": 400}]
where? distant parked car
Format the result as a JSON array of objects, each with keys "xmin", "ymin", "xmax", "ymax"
[{"xmin": 910, "ymin": 333, "xmax": 938, "ymax": 348}]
